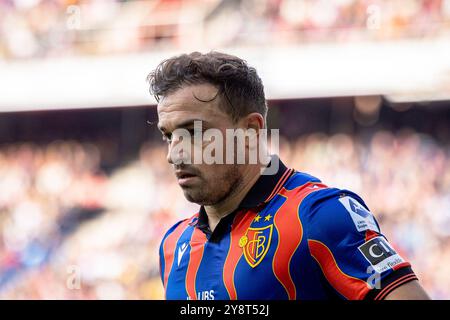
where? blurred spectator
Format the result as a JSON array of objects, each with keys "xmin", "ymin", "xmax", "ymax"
[{"xmin": 1, "ymin": 0, "xmax": 449, "ymax": 59}]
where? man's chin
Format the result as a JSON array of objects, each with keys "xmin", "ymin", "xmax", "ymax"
[
  {"xmin": 182, "ymin": 189, "xmax": 214, "ymax": 206},
  {"xmin": 182, "ymin": 189, "xmax": 205, "ymax": 204}
]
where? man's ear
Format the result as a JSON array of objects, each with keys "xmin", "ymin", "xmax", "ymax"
[
  {"xmin": 245, "ymin": 112, "xmax": 265, "ymax": 132},
  {"xmin": 241, "ymin": 113, "xmax": 265, "ymax": 151}
]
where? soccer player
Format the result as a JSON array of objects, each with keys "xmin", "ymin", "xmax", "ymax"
[{"xmin": 147, "ymin": 51, "xmax": 430, "ymax": 300}]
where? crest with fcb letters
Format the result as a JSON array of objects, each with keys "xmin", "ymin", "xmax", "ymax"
[{"xmin": 240, "ymin": 224, "xmax": 273, "ymax": 268}]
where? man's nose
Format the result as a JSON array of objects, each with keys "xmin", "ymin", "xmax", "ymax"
[{"xmin": 166, "ymin": 138, "xmax": 190, "ymax": 165}]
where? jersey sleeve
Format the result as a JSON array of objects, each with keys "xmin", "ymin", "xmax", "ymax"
[
  {"xmin": 159, "ymin": 219, "xmax": 187, "ymax": 285},
  {"xmin": 302, "ymin": 188, "xmax": 418, "ymax": 300}
]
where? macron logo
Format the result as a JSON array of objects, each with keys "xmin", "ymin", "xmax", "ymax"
[{"xmin": 177, "ymin": 242, "xmax": 188, "ymax": 267}]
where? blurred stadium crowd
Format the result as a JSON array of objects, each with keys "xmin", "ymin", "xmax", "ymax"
[
  {"xmin": 0, "ymin": 129, "xmax": 449, "ymax": 299},
  {"xmin": 1, "ymin": 0, "xmax": 449, "ymax": 59}
]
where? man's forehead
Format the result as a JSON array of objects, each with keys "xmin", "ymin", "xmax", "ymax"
[
  {"xmin": 157, "ymin": 84, "xmax": 229, "ymax": 130},
  {"xmin": 157, "ymin": 84, "xmax": 220, "ymax": 111}
]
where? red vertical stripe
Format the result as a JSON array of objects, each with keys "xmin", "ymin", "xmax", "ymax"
[
  {"xmin": 162, "ymin": 219, "xmax": 191, "ymax": 295},
  {"xmin": 272, "ymin": 195, "xmax": 301, "ymax": 300},
  {"xmin": 185, "ymin": 228, "xmax": 207, "ymax": 300},
  {"xmin": 223, "ymin": 210, "xmax": 257, "ymax": 300},
  {"xmin": 272, "ymin": 183, "xmax": 327, "ymax": 299}
]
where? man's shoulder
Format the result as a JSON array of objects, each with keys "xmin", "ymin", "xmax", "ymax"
[
  {"xmin": 281, "ymin": 170, "xmax": 371, "ymax": 221},
  {"xmin": 279, "ymin": 170, "xmax": 329, "ymax": 203},
  {"xmin": 283, "ymin": 173, "xmax": 378, "ymax": 240},
  {"xmin": 282, "ymin": 169, "xmax": 363, "ymax": 198},
  {"xmin": 284, "ymin": 170, "xmax": 322, "ymax": 189}
]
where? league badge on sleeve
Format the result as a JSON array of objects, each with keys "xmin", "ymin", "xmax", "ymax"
[
  {"xmin": 358, "ymin": 236, "xmax": 406, "ymax": 273},
  {"xmin": 338, "ymin": 196, "xmax": 380, "ymax": 232}
]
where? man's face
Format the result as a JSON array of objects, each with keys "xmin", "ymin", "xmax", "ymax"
[{"xmin": 157, "ymin": 83, "xmax": 243, "ymax": 205}]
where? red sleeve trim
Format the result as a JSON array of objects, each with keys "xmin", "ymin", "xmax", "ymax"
[
  {"xmin": 374, "ymin": 274, "xmax": 418, "ymax": 300},
  {"xmin": 363, "ymin": 266, "xmax": 418, "ymax": 300}
]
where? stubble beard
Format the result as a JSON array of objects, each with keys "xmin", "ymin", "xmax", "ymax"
[{"xmin": 181, "ymin": 164, "xmax": 243, "ymax": 206}]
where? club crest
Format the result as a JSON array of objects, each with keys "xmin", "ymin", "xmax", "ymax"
[{"xmin": 241, "ymin": 224, "xmax": 273, "ymax": 268}]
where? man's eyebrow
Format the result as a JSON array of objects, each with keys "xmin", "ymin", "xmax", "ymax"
[{"xmin": 158, "ymin": 119, "xmax": 209, "ymax": 133}]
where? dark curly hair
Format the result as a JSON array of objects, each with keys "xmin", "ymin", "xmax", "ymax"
[{"xmin": 147, "ymin": 51, "xmax": 267, "ymax": 124}]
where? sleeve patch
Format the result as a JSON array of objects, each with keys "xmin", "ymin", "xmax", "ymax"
[
  {"xmin": 338, "ymin": 196, "xmax": 379, "ymax": 232},
  {"xmin": 358, "ymin": 236, "xmax": 405, "ymax": 273}
]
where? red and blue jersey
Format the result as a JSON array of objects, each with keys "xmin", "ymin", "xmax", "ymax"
[{"xmin": 159, "ymin": 157, "xmax": 418, "ymax": 300}]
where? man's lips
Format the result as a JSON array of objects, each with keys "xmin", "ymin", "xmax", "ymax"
[
  {"xmin": 175, "ymin": 170, "xmax": 198, "ymax": 180},
  {"xmin": 175, "ymin": 170, "xmax": 199, "ymax": 186}
]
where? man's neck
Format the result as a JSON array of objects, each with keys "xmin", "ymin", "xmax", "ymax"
[{"xmin": 204, "ymin": 164, "xmax": 262, "ymax": 233}]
